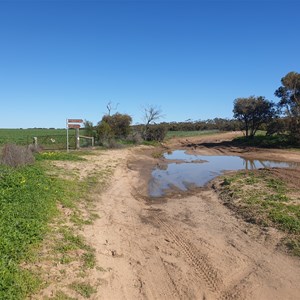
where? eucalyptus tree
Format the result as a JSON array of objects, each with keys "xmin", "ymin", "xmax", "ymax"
[
  {"xmin": 275, "ymin": 71, "xmax": 300, "ymax": 141},
  {"xmin": 233, "ymin": 96, "xmax": 276, "ymax": 138}
]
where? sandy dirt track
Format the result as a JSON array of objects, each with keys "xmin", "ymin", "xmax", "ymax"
[
  {"xmin": 37, "ymin": 132, "xmax": 300, "ymax": 299},
  {"xmin": 79, "ymin": 132, "xmax": 300, "ymax": 300}
]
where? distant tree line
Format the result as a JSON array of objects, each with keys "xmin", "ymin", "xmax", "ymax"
[{"xmin": 165, "ymin": 118, "xmax": 240, "ymax": 131}]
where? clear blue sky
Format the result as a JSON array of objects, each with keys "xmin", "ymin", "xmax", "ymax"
[{"xmin": 0, "ymin": 0, "xmax": 299, "ymax": 128}]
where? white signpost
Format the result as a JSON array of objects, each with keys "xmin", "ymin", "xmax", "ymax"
[{"xmin": 66, "ymin": 118, "xmax": 83, "ymax": 151}]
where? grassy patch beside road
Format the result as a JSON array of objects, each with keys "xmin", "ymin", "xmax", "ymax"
[
  {"xmin": 218, "ymin": 169, "xmax": 300, "ymax": 256},
  {"xmin": 0, "ymin": 149, "xmax": 114, "ymax": 299},
  {"xmin": 0, "ymin": 164, "xmax": 61, "ymax": 299},
  {"xmin": 35, "ymin": 151, "xmax": 86, "ymax": 161}
]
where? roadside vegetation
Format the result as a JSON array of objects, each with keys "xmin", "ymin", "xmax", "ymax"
[
  {"xmin": 0, "ymin": 161, "xmax": 62, "ymax": 299},
  {"xmin": 0, "ymin": 145, "xmax": 115, "ymax": 299},
  {"xmin": 231, "ymin": 133, "xmax": 300, "ymax": 149},
  {"xmin": 218, "ymin": 169, "xmax": 300, "ymax": 256},
  {"xmin": 35, "ymin": 151, "xmax": 86, "ymax": 161}
]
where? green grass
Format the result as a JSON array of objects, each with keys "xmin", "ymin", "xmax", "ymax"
[
  {"xmin": 82, "ymin": 251, "xmax": 96, "ymax": 269},
  {"xmin": 0, "ymin": 164, "xmax": 63, "ymax": 299},
  {"xmin": 0, "ymin": 147, "xmax": 99, "ymax": 299},
  {"xmin": 55, "ymin": 227, "xmax": 93, "ymax": 254},
  {"xmin": 166, "ymin": 129, "xmax": 220, "ymax": 139},
  {"xmin": 53, "ymin": 225, "xmax": 97, "ymax": 270},
  {"xmin": 0, "ymin": 146, "xmax": 116, "ymax": 298},
  {"xmin": 219, "ymin": 170, "xmax": 300, "ymax": 255},
  {"xmin": 69, "ymin": 282, "xmax": 97, "ymax": 298}
]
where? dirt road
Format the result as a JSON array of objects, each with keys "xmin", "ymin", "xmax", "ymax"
[
  {"xmin": 38, "ymin": 132, "xmax": 300, "ymax": 299},
  {"xmin": 79, "ymin": 132, "xmax": 300, "ymax": 300}
]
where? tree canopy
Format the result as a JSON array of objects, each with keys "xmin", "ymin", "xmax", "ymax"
[
  {"xmin": 275, "ymin": 72, "xmax": 300, "ymax": 114},
  {"xmin": 233, "ymin": 96, "xmax": 275, "ymax": 138},
  {"xmin": 275, "ymin": 71, "xmax": 300, "ymax": 142}
]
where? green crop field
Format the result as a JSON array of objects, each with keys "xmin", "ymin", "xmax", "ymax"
[
  {"xmin": 0, "ymin": 128, "xmax": 86, "ymax": 149},
  {"xmin": 166, "ymin": 129, "xmax": 220, "ymax": 139},
  {"xmin": 0, "ymin": 129, "xmax": 65, "ymax": 145}
]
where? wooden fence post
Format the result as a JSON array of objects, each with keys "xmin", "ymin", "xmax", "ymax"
[{"xmin": 33, "ymin": 137, "xmax": 38, "ymax": 149}]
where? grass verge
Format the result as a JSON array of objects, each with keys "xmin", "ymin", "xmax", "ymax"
[
  {"xmin": 0, "ymin": 164, "xmax": 61, "ymax": 299},
  {"xmin": 0, "ymin": 148, "xmax": 116, "ymax": 299},
  {"xmin": 30, "ymin": 150, "xmax": 115, "ymax": 299},
  {"xmin": 35, "ymin": 151, "xmax": 86, "ymax": 161},
  {"xmin": 217, "ymin": 169, "xmax": 300, "ymax": 256}
]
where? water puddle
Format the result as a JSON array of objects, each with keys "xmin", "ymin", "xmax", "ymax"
[{"xmin": 149, "ymin": 150, "xmax": 299, "ymax": 197}]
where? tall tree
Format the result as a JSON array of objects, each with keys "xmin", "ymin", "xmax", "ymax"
[
  {"xmin": 233, "ymin": 96, "xmax": 275, "ymax": 138},
  {"xmin": 275, "ymin": 71, "xmax": 300, "ymax": 141}
]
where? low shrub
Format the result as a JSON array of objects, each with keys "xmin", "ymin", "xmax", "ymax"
[
  {"xmin": 143, "ymin": 124, "xmax": 167, "ymax": 142},
  {"xmin": 126, "ymin": 132, "xmax": 143, "ymax": 144},
  {"xmin": 107, "ymin": 140, "xmax": 124, "ymax": 149},
  {"xmin": 1, "ymin": 144, "xmax": 35, "ymax": 167}
]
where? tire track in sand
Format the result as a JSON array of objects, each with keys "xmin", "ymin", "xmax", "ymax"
[
  {"xmin": 151, "ymin": 213, "xmax": 250, "ymax": 300},
  {"xmin": 152, "ymin": 214, "xmax": 223, "ymax": 295}
]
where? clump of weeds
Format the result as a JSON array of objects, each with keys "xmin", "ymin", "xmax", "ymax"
[{"xmin": 69, "ymin": 282, "xmax": 97, "ymax": 298}]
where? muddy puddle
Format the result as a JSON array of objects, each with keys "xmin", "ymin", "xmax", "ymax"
[{"xmin": 149, "ymin": 150, "xmax": 299, "ymax": 197}]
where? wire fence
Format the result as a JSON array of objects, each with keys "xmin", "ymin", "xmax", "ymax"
[
  {"xmin": 33, "ymin": 134, "xmax": 74, "ymax": 150},
  {"xmin": 0, "ymin": 129, "xmax": 95, "ymax": 151}
]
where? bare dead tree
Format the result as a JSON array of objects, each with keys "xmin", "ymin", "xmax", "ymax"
[
  {"xmin": 142, "ymin": 105, "xmax": 164, "ymax": 140},
  {"xmin": 143, "ymin": 105, "xmax": 163, "ymax": 126},
  {"xmin": 106, "ymin": 101, "xmax": 119, "ymax": 116}
]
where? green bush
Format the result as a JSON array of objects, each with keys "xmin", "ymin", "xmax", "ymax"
[
  {"xmin": 100, "ymin": 113, "xmax": 132, "ymax": 139},
  {"xmin": 96, "ymin": 121, "xmax": 114, "ymax": 145}
]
